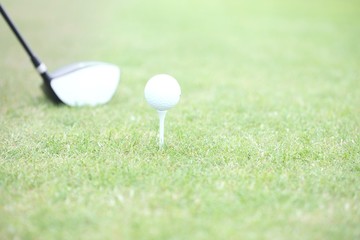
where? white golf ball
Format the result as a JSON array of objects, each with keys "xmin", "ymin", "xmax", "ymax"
[{"xmin": 144, "ymin": 74, "xmax": 181, "ymax": 111}]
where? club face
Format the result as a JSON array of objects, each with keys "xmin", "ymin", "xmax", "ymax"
[{"xmin": 49, "ymin": 62, "xmax": 120, "ymax": 106}]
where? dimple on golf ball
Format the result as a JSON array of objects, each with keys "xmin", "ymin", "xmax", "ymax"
[{"xmin": 144, "ymin": 74, "xmax": 181, "ymax": 111}]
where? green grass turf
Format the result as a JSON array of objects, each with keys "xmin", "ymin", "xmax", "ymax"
[{"xmin": 1, "ymin": 0, "xmax": 360, "ymax": 239}]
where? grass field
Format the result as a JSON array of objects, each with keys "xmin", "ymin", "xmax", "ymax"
[{"xmin": 1, "ymin": 0, "xmax": 360, "ymax": 239}]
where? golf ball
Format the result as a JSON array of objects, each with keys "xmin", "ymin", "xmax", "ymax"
[{"xmin": 144, "ymin": 74, "xmax": 181, "ymax": 111}]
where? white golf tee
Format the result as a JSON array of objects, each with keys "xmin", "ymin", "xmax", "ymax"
[{"xmin": 157, "ymin": 110, "xmax": 167, "ymax": 148}]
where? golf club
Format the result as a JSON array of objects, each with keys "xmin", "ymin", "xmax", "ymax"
[{"xmin": 0, "ymin": 4, "xmax": 120, "ymax": 106}]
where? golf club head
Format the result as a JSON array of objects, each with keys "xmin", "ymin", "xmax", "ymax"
[{"xmin": 43, "ymin": 62, "xmax": 120, "ymax": 106}]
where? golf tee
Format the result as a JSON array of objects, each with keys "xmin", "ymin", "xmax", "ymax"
[{"xmin": 157, "ymin": 110, "xmax": 167, "ymax": 148}]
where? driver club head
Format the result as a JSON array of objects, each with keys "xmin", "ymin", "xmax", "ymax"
[
  {"xmin": 1, "ymin": 4, "xmax": 121, "ymax": 107},
  {"xmin": 41, "ymin": 62, "xmax": 120, "ymax": 107}
]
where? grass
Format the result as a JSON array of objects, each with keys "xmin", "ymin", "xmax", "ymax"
[{"xmin": 1, "ymin": 0, "xmax": 360, "ymax": 239}]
